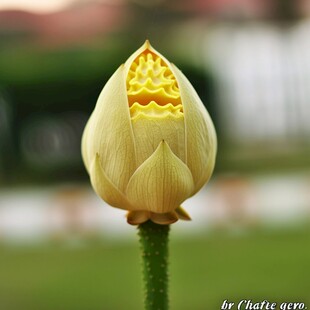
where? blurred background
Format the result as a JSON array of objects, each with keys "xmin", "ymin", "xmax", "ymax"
[{"xmin": 0, "ymin": 0, "xmax": 310, "ymax": 309}]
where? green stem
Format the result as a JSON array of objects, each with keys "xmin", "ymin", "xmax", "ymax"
[{"xmin": 138, "ymin": 220, "xmax": 170, "ymax": 310}]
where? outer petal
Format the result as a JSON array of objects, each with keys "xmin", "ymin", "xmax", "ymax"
[
  {"xmin": 126, "ymin": 210, "xmax": 179, "ymax": 225},
  {"xmin": 126, "ymin": 141, "xmax": 194, "ymax": 213},
  {"xmin": 90, "ymin": 154, "xmax": 134, "ymax": 210},
  {"xmin": 81, "ymin": 114, "xmax": 93, "ymax": 173},
  {"xmin": 170, "ymin": 64, "xmax": 217, "ymax": 195},
  {"xmin": 85, "ymin": 65, "xmax": 136, "ymax": 193}
]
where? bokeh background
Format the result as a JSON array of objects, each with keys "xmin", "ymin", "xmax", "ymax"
[{"xmin": 0, "ymin": 0, "xmax": 310, "ymax": 309}]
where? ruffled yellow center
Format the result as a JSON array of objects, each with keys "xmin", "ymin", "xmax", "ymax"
[
  {"xmin": 130, "ymin": 101, "xmax": 183, "ymax": 121},
  {"xmin": 127, "ymin": 51, "xmax": 182, "ymax": 119}
]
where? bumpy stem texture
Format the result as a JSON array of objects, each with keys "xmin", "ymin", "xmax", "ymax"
[{"xmin": 138, "ymin": 221, "xmax": 170, "ymax": 310}]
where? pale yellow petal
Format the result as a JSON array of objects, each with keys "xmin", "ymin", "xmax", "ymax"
[
  {"xmin": 81, "ymin": 114, "xmax": 93, "ymax": 173},
  {"xmin": 126, "ymin": 141, "xmax": 194, "ymax": 213},
  {"xmin": 170, "ymin": 64, "xmax": 217, "ymax": 195},
  {"xmin": 126, "ymin": 210, "xmax": 150, "ymax": 225},
  {"xmin": 130, "ymin": 102, "xmax": 185, "ymax": 166},
  {"xmin": 90, "ymin": 154, "xmax": 134, "ymax": 211},
  {"xmin": 86, "ymin": 66, "xmax": 137, "ymax": 193}
]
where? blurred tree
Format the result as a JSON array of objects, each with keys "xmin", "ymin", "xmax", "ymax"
[
  {"xmin": 0, "ymin": 91, "xmax": 15, "ymax": 184},
  {"xmin": 275, "ymin": 0, "xmax": 299, "ymax": 21}
]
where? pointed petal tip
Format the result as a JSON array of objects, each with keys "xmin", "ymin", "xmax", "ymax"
[
  {"xmin": 158, "ymin": 139, "xmax": 168, "ymax": 150},
  {"xmin": 142, "ymin": 39, "xmax": 156, "ymax": 53},
  {"xmin": 175, "ymin": 206, "xmax": 192, "ymax": 221}
]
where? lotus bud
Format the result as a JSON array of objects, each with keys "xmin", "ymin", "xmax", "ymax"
[{"xmin": 81, "ymin": 40, "xmax": 217, "ymax": 225}]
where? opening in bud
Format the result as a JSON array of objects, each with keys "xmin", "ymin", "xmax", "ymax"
[{"xmin": 126, "ymin": 50, "xmax": 183, "ymax": 120}]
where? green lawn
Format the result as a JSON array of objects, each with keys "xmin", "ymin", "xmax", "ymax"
[{"xmin": 0, "ymin": 227, "xmax": 309, "ymax": 310}]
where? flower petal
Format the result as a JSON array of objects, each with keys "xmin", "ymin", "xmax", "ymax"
[
  {"xmin": 130, "ymin": 102, "xmax": 185, "ymax": 166},
  {"xmin": 150, "ymin": 212, "xmax": 178, "ymax": 225},
  {"xmin": 81, "ymin": 115, "xmax": 92, "ymax": 173},
  {"xmin": 126, "ymin": 210, "xmax": 150, "ymax": 225},
  {"xmin": 90, "ymin": 153, "xmax": 134, "ymax": 211},
  {"xmin": 85, "ymin": 66, "xmax": 137, "ymax": 193},
  {"xmin": 126, "ymin": 141, "xmax": 194, "ymax": 213},
  {"xmin": 170, "ymin": 64, "xmax": 217, "ymax": 195}
]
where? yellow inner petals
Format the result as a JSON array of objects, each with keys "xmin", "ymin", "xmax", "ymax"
[
  {"xmin": 127, "ymin": 51, "xmax": 182, "ymax": 119},
  {"xmin": 130, "ymin": 101, "xmax": 183, "ymax": 121}
]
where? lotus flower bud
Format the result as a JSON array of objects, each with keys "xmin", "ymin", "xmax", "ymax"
[{"xmin": 82, "ymin": 41, "xmax": 217, "ymax": 225}]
